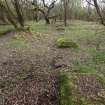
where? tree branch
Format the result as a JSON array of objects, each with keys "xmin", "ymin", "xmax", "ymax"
[{"xmin": 86, "ymin": 0, "xmax": 95, "ymax": 7}]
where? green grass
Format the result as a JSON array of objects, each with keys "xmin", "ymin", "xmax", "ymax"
[
  {"xmin": 8, "ymin": 34, "xmax": 29, "ymax": 49},
  {"xmin": 59, "ymin": 72, "xmax": 94, "ymax": 105},
  {"xmin": 59, "ymin": 20, "xmax": 105, "ymax": 74},
  {"xmin": 73, "ymin": 63, "xmax": 97, "ymax": 74},
  {"xmin": 64, "ymin": 21, "xmax": 105, "ymax": 41},
  {"xmin": 9, "ymin": 40, "xmax": 29, "ymax": 48},
  {"xmin": 59, "ymin": 72, "xmax": 75, "ymax": 105},
  {"xmin": 93, "ymin": 51, "xmax": 105, "ymax": 64},
  {"xmin": 27, "ymin": 21, "xmax": 52, "ymax": 33},
  {"xmin": 0, "ymin": 25, "xmax": 14, "ymax": 36},
  {"xmin": 59, "ymin": 20, "xmax": 105, "ymax": 105}
]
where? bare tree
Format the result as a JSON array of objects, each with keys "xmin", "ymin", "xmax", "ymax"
[
  {"xmin": 93, "ymin": 0, "xmax": 105, "ymax": 25},
  {"xmin": 0, "ymin": 0, "xmax": 18, "ymax": 29},
  {"xmin": 61, "ymin": 0, "xmax": 69, "ymax": 26},
  {"xmin": 64, "ymin": 0, "xmax": 68, "ymax": 26},
  {"xmin": 87, "ymin": 0, "xmax": 92, "ymax": 20},
  {"xmin": 33, "ymin": 0, "xmax": 57, "ymax": 24},
  {"xmin": 86, "ymin": 0, "xmax": 105, "ymax": 25},
  {"xmin": 32, "ymin": 0, "xmax": 39, "ymax": 22},
  {"xmin": 0, "ymin": 0, "xmax": 27, "ymax": 29},
  {"xmin": 12, "ymin": 0, "xmax": 25, "ymax": 28}
]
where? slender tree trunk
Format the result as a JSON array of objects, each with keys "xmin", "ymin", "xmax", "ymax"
[
  {"xmin": 93, "ymin": 0, "xmax": 105, "ymax": 25},
  {"xmin": 45, "ymin": 16, "xmax": 50, "ymax": 24},
  {"xmin": 33, "ymin": 0, "xmax": 56, "ymax": 25},
  {"xmin": 63, "ymin": 0, "xmax": 67, "ymax": 26},
  {"xmin": 33, "ymin": 0, "xmax": 39, "ymax": 22},
  {"xmin": 87, "ymin": 0, "xmax": 92, "ymax": 21},
  {"xmin": 34, "ymin": 11, "xmax": 39, "ymax": 22}
]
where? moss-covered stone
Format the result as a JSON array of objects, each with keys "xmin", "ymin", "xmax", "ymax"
[{"xmin": 57, "ymin": 37, "xmax": 78, "ymax": 48}]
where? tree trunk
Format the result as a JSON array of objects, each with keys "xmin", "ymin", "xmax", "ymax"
[
  {"xmin": 63, "ymin": 0, "xmax": 67, "ymax": 26},
  {"xmin": 87, "ymin": 0, "xmax": 92, "ymax": 21},
  {"xmin": 13, "ymin": 0, "xmax": 24, "ymax": 28},
  {"xmin": 45, "ymin": 16, "xmax": 50, "ymax": 24},
  {"xmin": 7, "ymin": 15, "xmax": 18, "ymax": 29},
  {"xmin": 33, "ymin": 0, "xmax": 39, "ymax": 22},
  {"xmin": 93, "ymin": 0, "xmax": 105, "ymax": 25}
]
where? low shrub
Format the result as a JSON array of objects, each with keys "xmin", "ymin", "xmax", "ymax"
[{"xmin": 57, "ymin": 37, "xmax": 78, "ymax": 48}]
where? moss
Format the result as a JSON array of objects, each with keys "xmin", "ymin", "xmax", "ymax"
[
  {"xmin": 59, "ymin": 72, "xmax": 75, "ymax": 105},
  {"xmin": 59, "ymin": 72, "xmax": 93, "ymax": 105},
  {"xmin": 57, "ymin": 37, "xmax": 78, "ymax": 48}
]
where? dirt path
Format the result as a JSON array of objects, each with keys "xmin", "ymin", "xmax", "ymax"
[{"xmin": 0, "ymin": 30, "xmax": 62, "ymax": 105}]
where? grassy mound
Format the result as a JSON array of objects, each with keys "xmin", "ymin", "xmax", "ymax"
[{"xmin": 57, "ymin": 37, "xmax": 78, "ymax": 48}]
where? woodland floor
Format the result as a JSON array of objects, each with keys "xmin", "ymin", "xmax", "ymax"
[{"xmin": 0, "ymin": 20, "xmax": 105, "ymax": 105}]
